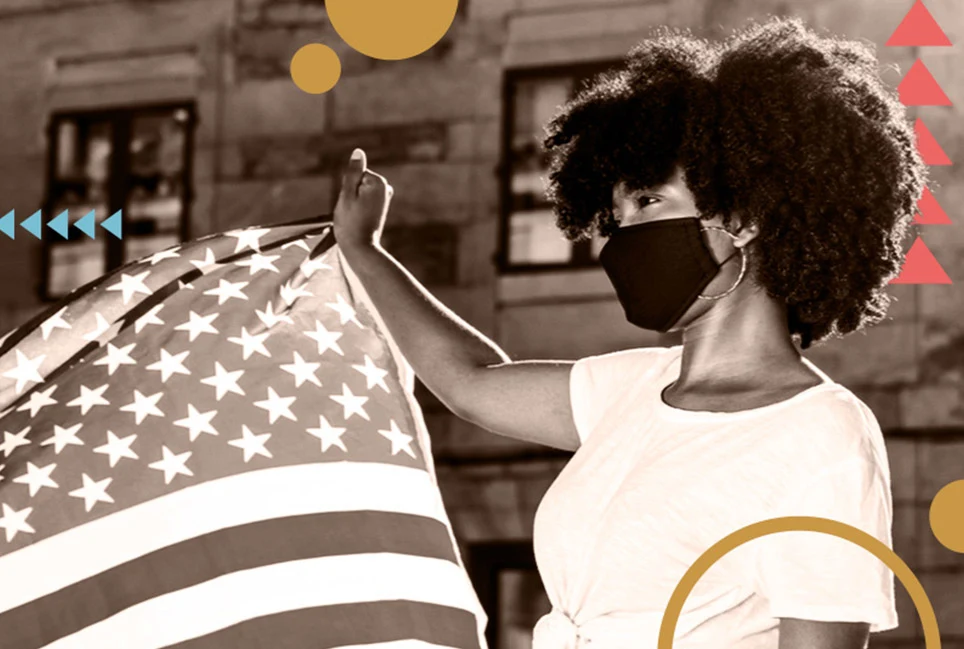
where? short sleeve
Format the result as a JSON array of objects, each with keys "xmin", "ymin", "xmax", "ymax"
[
  {"xmin": 568, "ymin": 346, "xmax": 677, "ymax": 445},
  {"xmin": 752, "ymin": 456, "xmax": 898, "ymax": 632}
]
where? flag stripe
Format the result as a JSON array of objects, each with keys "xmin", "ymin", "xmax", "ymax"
[
  {"xmin": 0, "ymin": 511, "xmax": 459, "ymax": 648},
  {"xmin": 0, "ymin": 463, "xmax": 448, "ymax": 613},
  {"xmin": 43, "ymin": 554, "xmax": 482, "ymax": 649},
  {"xmin": 164, "ymin": 602, "xmax": 482, "ymax": 649}
]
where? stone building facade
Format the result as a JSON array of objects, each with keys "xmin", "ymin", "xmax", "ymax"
[{"xmin": 0, "ymin": 0, "xmax": 960, "ymax": 646}]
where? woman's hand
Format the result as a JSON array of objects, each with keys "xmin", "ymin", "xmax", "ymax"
[{"xmin": 332, "ymin": 148, "xmax": 394, "ymax": 250}]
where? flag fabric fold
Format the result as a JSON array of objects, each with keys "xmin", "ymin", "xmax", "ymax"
[{"xmin": 0, "ymin": 218, "xmax": 487, "ymax": 649}]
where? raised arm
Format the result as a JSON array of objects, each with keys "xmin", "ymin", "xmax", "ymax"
[{"xmin": 333, "ymin": 149, "xmax": 581, "ymax": 452}]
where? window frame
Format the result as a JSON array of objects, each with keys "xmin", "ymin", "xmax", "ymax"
[
  {"xmin": 497, "ymin": 61, "xmax": 621, "ymax": 275},
  {"xmin": 40, "ymin": 100, "xmax": 197, "ymax": 303}
]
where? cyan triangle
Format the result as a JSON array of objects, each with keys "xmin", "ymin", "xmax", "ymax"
[
  {"xmin": 101, "ymin": 209, "xmax": 123, "ymax": 239},
  {"xmin": 0, "ymin": 210, "xmax": 14, "ymax": 239},
  {"xmin": 21, "ymin": 210, "xmax": 42, "ymax": 239},
  {"xmin": 47, "ymin": 210, "xmax": 70, "ymax": 239},
  {"xmin": 74, "ymin": 209, "xmax": 97, "ymax": 239}
]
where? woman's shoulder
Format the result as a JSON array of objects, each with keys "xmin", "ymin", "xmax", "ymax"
[
  {"xmin": 577, "ymin": 344, "xmax": 682, "ymax": 373},
  {"xmin": 773, "ymin": 382, "xmax": 889, "ymax": 475}
]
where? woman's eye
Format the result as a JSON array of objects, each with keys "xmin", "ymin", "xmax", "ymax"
[{"xmin": 637, "ymin": 195, "xmax": 659, "ymax": 208}]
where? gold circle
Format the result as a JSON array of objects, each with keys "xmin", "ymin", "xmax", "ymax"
[
  {"xmin": 325, "ymin": 0, "xmax": 459, "ymax": 61},
  {"xmin": 290, "ymin": 44, "xmax": 342, "ymax": 95},
  {"xmin": 658, "ymin": 517, "xmax": 941, "ymax": 649},
  {"xmin": 930, "ymin": 480, "xmax": 964, "ymax": 553}
]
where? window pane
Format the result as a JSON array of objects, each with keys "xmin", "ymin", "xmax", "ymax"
[
  {"xmin": 509, "ymin": 210, "xmax": 572, "ymax": 265},
  {"xmin": 126, "ymin": 109, "xmax": 189, "ymax": 261},
  {"xmin": 52, "ymin": 119, "xmax": 112, "ymax": 206},
  {"xmin": 48, "ymin": 239, "xmax": 106, "ymax": 297},
  {"xmin": 498, "ymin": 569, "xmax": 552, "ymax": 649}
]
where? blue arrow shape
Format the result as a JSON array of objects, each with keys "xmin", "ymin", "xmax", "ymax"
[
  {"xmin": 47, "ymin": 210, "xmax": 70, "ymax": 239},
  {"xmin": 0, "ymin": 210, "xmax": 14, "ymax": 239},
  {"xmin": 21, "ymin": 210, "xmax": 42, "ymax": 239},
  {"xmin": 100, "ymin": 210, "xmax": 122, "ymax": 239},
  {"xmin": 74, "ymin": 209, "xmax": 97, "ymax": 239}
]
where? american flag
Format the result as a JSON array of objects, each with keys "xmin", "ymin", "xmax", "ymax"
[{"xmin": 0, "ymin": 218, "xmax": 488, "ymax": 649}]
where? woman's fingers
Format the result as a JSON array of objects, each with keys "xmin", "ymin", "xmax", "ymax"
[{"xmin": 341, "ymin": 148, "xmax": 368, "ymax": 202}]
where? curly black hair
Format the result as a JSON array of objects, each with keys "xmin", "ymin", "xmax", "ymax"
[{"xmin": 543, "ymin": 17, "xmax": 926, "ymax": 348}]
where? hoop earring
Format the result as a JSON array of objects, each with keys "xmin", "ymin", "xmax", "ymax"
[{"xmin": 696, "ymin": 226, "xmax": 747, "ymax": 301}]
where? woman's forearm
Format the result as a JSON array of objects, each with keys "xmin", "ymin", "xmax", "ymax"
[{"xmin": 338, "ymin": 240, "xmax": 510, "ymax": 412}]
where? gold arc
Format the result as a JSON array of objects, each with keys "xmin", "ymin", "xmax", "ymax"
[{"xmin": 657, "ymin": 517, "xmax": 941, "ymax": 648}]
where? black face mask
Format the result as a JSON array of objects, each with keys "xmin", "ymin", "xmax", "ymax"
[{"xmin": 598, "ymin": 217, "xmax": 740, "ymax": 333}]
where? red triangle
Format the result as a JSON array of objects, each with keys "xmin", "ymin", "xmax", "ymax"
[
  {"xmin": 914, "ymin": 186, "xmax": 953, "ymax": 224},
  {"xmin": 887, "ymin": 0, "xmax": 952, "ymax": 47},
  {"xmin": 899, "ymin": 59, "xmax": 952, "ymax": 106},
  {"xmin": 915, "ymin": 119, "xmax": 952, "ymax": 165},
  {"xmin": 890, "ymin": 237, "xmax": 952, "ymax": 284}
]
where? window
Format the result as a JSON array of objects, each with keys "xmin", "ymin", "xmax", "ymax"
[
  {"xmin": 42, "ymin": 102, "xmax": 196, "ymax": 301},
  {"xmin": 499, "ymin": 63, "xmax": 618, "ymax": 272}
]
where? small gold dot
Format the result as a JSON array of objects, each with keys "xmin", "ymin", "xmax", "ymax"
[
  {"xmin": 290, "ymin": 44, "xmax": 342, "ymax": 95},
  {"xmin": 930, "ymin": 479, "xmax": 964, "ymax": 553}
]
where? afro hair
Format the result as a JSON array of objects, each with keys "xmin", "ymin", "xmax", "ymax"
[{"xmin": 543, "ymin": 17, "xmax": 927, "ymax": 348}]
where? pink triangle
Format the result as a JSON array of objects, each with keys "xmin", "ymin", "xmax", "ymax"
[
  {"xmin": 899, "ymin": 59, "xmax": 952, "ymax": 106},
  {"xmin": 890, "ymin": 237, "xmax": 952, "ymax": 284},
  {"xmin": 915, "ymin": 119, "xmax": 953, "ymax": 165},
  {"xmin": 914, "ymin": 186, "xmax": 953, "ymax": 225},
  {"xmin": 887, "ymin": 0, "xmax": 952, "ymax": 47}
]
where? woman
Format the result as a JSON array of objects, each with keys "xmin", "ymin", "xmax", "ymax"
[{"xmin": 332, "ymin": 17, "xmax": 924, "ymax": 649}]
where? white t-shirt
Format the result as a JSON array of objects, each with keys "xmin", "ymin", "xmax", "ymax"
[{"xmin": 531, "ymin": 345, "xmax": 897, "ymax": 649}]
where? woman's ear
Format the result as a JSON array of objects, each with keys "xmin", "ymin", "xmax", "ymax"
[{"xmin": 730, "ymin": 217, "xmax": 760, "ymax": 248}]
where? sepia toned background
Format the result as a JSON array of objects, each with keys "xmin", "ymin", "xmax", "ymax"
[{"xmin": 0, "ymin": 0, "xmax": 961, "ymax": 647}]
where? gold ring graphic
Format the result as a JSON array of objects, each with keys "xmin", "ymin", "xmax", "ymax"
[{"xmin": 657, "ymin": 516, "xmax": 941, "ymax": 648}]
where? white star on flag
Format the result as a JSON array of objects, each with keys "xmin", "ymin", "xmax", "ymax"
[
  {"xmin": 280, "ymin": 352, "xmax": 322, "ymax": 388},
  {"xmin": 13, "ymin": 462, "xmax": 58, "ymax": 497},
  {"xmin": 0, "ymin": 503, "xmax": 34, "ymax": 542},
  {"xmin": 135, "ymin": 303, "xmax": 166, "ymax": 334},
  {"xmin": 189, "ymin": 248, "xmax": 222, "ymax": 273},
  {"xmin": 304, "ymin": 320, "xmax": 344, "ymax": 356},
  {"xmin": 300, "ymin": 255, "xmax": 332, "ymax": 278},
  {"xmin": 378, "ymin": 420, "xmax": 416, "ymax": 459},
  {"xmin": 82, "ymin": 312, "xmax": 112, "ymax": 342},
  {"xmin": 66, "ymin": 383, "xmax": 111, "ymax": 415},
  {"xmin": 148, "ymin": 247, "xmax": 180, "ymax": 265},
  {"xmin": 306, "ymin": 415, "xmax": 347, "ymax": 453},
  {"xmin": 174, "ymin": 404, "xmax": 219, "ymax": 442},
  {"xmin": 148, "ymin": 446, "xmax": 193, "ymax": 484},
  {"xmin": 119, "ymin": 390, "xmax": 165, "ymax": 424},
  {"xmin": 227, "ymin": 227, "xmax": 270, "ymax": 253},
  {"xmin": 280, "ymin": 280, "xmax": 313, "ymax": 306},
  {"xmin": 68, "ymin": 474, "xmax": 114, "ymax": 512},
  {"xmin": 352, "ymin": 355, "xmax": 390, "ymax": 393},
  {"xmin": 227, "ymin": 425, "xmax": 272, "ymax": 462},
  {"xmin": 93, "ymin": 342, "xmax": 138, "ymax": 375},
  {"xmin": 235, "ymin": 252, "xmax": 281, "ymax": 275},
  {"xmin": 146, "ymin": 348, "xmax": 192, "ymax": 383},
  {"xmin": 199, "ymin": 362, "xmax": 246, "ymax": 400},
  {"xmin": 0, "ymin": 426, "xmax": 31, "ymax": 458},
  {"xmin": 204, "ymin": 279, "xmax": 250, "ymax": 306},
  {"xmin": 228, "ymin": 327, "xmax": 271, "ymax": 360},
  {"xmin": 40, "ymin": 306, "xmax": 71, "ymax": 340},
  {"xmin": 330, "ymin": 384, "xmax": 369, "ymax": 421},
  {"xmin": 3, "ymin": 349, "xmax": 46, "ymax": 394},
  {"xmin": 281, "ymin": 238, "xmax": 311, "ymax": 252},
  {"xmin": 254, "ymin": 387, "xmax": 297, "ymax": 424},
  {"xmin": 326, "ymin": 294, "xmax": 362, "ymax": 328},
  {"xmin": 174, "ymin": 311, "xmax": 219, "ymax": 342},
  {"xmin": 40, "ymin": 423, "xmax": 84, "ymax": 454},
  {"xmin": 17, "ymin": 384, "xmax": 58, "ymax": 417},
  {"xmin": 255, "ymin": 302, "xmax": 295, "ymax": 329},
  {"xmin": 106, "ymin": 270, "xmax": 153, "ymax": 305},
  {"xmin": 93, "ymin": 431, "xmax": 139, "ymax": 467}
]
